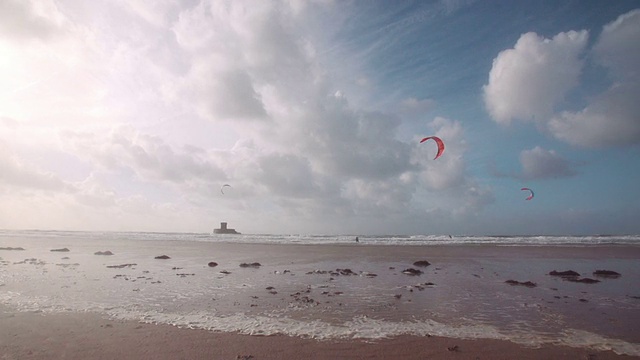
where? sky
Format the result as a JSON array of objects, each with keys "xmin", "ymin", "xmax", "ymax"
[{"xmin": 1, "ymin": 0, "xmax": 639, "ymax": 235}]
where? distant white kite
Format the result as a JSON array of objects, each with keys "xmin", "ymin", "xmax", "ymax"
[{"xmin": 221, "ymin": 184, "xmax": 231, "ymax": 195}]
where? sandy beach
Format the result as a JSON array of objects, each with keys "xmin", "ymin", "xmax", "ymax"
[
  {"xmin": 1, "ymin": 307, "xmax": 636, "ymax": 360},
  {"xmin": 1, "ymin": 233, "xmax": 640, "ymax": 359}
]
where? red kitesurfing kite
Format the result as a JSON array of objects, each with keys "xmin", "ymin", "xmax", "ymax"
[
  {"xmin": 521, "ymin": 187, "xmax": 534, "ymax": 200},
  {"xmin": 420, "ymin": 136, "xmax": 445, "ymax": 160}
]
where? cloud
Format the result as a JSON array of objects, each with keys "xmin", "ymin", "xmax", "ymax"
[
  {"xmin": 518, "ymin": 146, "xmax": 577, "ymax": 180},
  {"xmin": 307, "ymin": 107, "xmax": 412, "ymax": 181},
  {"xmin": 483, "ymin": 30, "xmax": 588, "ymax": 125},
  {"xmin": 0, "ymin": 4, "xmax": 115, "ymax": 132},
  {"xmin": 0, "ymin": 0, "xmax": 63, "ymax": 41},
  {"xmin": 548, "ymin": 10, "xmax": 640, "ymax": 147},
  {"xmin": 548, "ymin": 82, "xmax": 640, "ymax": 147},
  {"xmin": 74, "ymin": 174, "xmax": 118, "ymax": 208},
  {"xmin": 439, "ymin": 0, "xmax": 478, "ymax": 15},
  {"xmin": 53, "ymin": 1, "xmax": 432, "ymax": 223},
  {"xmin": 186, "ymin": 63, "xmax": 268, "ymax": 121},
  {"xmin": 171, "ymin": 1, "xmax": 312, "ymax": 123},
  {"xmin": 455, "ymin": 185, "xmax": 495, "ymax": 216},
  {"xmin": 400, "ymin": 97, "xmax": 436, "ymax": 115},
  {"xmin": 593, "ymin": 9, "xmax": 640, "ymax": 79},
  {"xmin": 490, "ymin": 146, "xmax": 577, "ymax": 180},
  {"xmin": 413, "ymin": 117, "xmax": 465, "ymax": 190},
  {"xmin": 61, "ymin": 127, "xmax": 227, "ymax": 190},
  {"xmin": 405, "ymin": 116, "xmax": 494, "ymax": 216},
  {"xmin": 168, "ymin": 0, "xmax": 419, "ymax": 194},
  {"xmin": 485, "ymin": 10, "xmax": 640, "ymax": 149},
  {"xmin": 256, "ymin": 153, "xmax": 333, "ymax": 199},
  {"xmin": 0, "ymin": 1, "xmax": 497, "ymax": 233},
  {"xmin": 115, "ymin": 0, "xmax": 180, "ymax": 29},
  {"xmin": 0, "ymin": 143, "xmax": 73, "ymax": 192},
  {"xmin": 0, "ymin": 116, "xmax": 19, "ymax": 129}
]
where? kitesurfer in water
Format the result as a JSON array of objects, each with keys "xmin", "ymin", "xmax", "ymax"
[{"xmin": 355, "ymin": 236, "xmax": 359, "ymax": 243}]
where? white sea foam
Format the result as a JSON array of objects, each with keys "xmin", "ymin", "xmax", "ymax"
[
  {"xmin": 8, "ymin": 294, "xmax": 640, "ymax": 356},
  {"xmin": 2, "ymin": 289, "xmax": 639, "ymax": 356},
  {"xmin": 2, "ymin": 229, "xmax": 639, "ymax": 246}
]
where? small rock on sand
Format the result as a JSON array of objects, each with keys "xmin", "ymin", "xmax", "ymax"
[
  {"xmin": 505, "ymin": 280, "xmax": 537, "ymax": 287},
  {"xmin": 549, "ymin": 270, "xmax": 580, "ymax": 277},
  {"xmin": 413, "ymin": 260, "xmax": 431, "ymax": 267},
  {"xmin": 50, "ymin": 248, "xmax": 70, "ymax": 252},
  {"xmin": 593, "ymin": 270, "xmax": 621, "ymax": 278},
  {"xmin": 0, "ymin": 247, "xmax": 25, "ymax": 251},
  {"xmin": 154, "ymin": 255, "xmax": 171, "ymax": 259},
  {"xmin": 402, "ymin": 268, "xmax": 423, "ymax": 276},
  {"xmin": 566, "ymin": 277, "xmax": 600, "ymax": 284},
  {"xmin": 106, "ymin": 263, "xmax": 137, "ymax": 269},
  {"xmin": 208, "ymin": 261, "xmax": 218, "ymax": 267},
  {"xmin": 239, "ymin": 262, "xmax": 261, "ymax": 268},
  {"xmin": 94, "ymin": 251, "xmax": 114, "ymax": 256},
  {"xmin": 333, "ymin": 268, "xmax": 357, "ymax": 276}
]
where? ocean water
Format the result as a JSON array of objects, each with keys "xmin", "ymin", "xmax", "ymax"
[
  {"xmin": 1, "ymin": 230, "xmax": 639, "ymax": 355},
  {"xmin": 2, "ymin": 229, "xmax": 639, "ymax": 246}
]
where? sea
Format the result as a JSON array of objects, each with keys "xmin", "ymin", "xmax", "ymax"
[
  {"xmin": 2, "ymin": 229, "xmax": 639, "ymax": 246},
  {"xmin": 1, "ymin": 230, "xmax": 639, "ymax": 356}
]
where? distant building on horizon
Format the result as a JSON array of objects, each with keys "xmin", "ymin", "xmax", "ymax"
[{"xmin": 213, "ymin": 222, "xmax": 240, "ymax": 234}]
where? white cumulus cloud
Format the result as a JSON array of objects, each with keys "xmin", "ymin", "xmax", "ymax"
[
  {"xmin": 483, "ymin": 30, "xmax": 588, "ymax": 125},
  {"xmin": 485, "ymin": 9, "xmax": 640, "ymax": 149},
  {"xmin": 518, "ymin": 146, "xmax": 576, "ymax": 180},
  {"xmin": 549, "ymin": 9, "xmax": 640, "ymax": 147}
]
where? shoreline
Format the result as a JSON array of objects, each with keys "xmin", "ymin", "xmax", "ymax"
[{"xmin": 1, "ymin": 308, "xmax": 637, "ymax": 360}]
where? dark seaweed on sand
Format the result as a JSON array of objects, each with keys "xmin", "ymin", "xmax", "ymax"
[
  {"xmin": 593, "ymin": 270, "xmax": 621, "ymax": 278},
  {"xmin": 94, "ymin": 251, "xmax": 114, "ymax": 256},
  {"xmin": 549, "ymin": 270, "xmax": 580, "ymax": 277},
  {"xmin": 505, "ymin": 280, "xmax": 537, "ymax": 287},
  {"xmin": 566, "ymin": 277, "xmax": 600, "ymax": 284},
  {"xmin": 240, "ymin": 262, "xmax": 261, "ymax": 268}
]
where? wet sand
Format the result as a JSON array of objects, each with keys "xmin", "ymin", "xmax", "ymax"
[
  {"xmin": 0, "ymin": 307, "xmax": 636, "ymax": 360},
  {"xmin": 2, "ymin": 242, "xmax": 640, "ymax": 358}
]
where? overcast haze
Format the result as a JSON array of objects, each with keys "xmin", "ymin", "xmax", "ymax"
[{"xmin": 1, "ymin": 0, "xmax": 639, "ymax": 235}]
